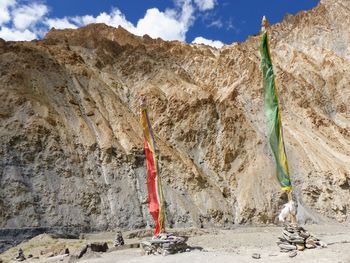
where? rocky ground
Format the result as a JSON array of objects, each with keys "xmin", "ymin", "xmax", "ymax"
[{"xmin": 1, "ymin": 225, "xmax": 349, "ymax": 263}]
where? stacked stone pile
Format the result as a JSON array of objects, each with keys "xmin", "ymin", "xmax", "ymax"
[
  {"xmin": 114, "ymin": 231, "xmax": 125, "ymax": 247},
  {"xmin": 140, "ymin": 233, "xmax": 188, "ymax": 256},
  {"xmin": 15, "ymin": 248, "xmax": 25, "ymax": 262},
  {"xmin": 277, "ymin": 224, "xmax": 327, "ymax": 253}
]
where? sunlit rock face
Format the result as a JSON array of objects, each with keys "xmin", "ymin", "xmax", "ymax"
[{"xmin": 0, "ymin": 0, "xmax": 349, "ymax": 230}]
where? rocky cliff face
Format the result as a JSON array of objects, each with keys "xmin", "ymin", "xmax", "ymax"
[{"xmin": 0, "ymin": 0, "xmax": 349, "ymax": 231}]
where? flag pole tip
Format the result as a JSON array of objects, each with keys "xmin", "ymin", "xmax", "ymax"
[
  {"xmin": 140, "ymin": 95, "xmax": 147, "ymax": 107},
  {"xmin": 261, "ymin": 16, "xmax": 269, "ymax": 32}
]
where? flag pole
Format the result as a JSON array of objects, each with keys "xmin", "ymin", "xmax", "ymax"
[
  {"xmin": 260, "ymin": 16, "xmax": 297, "ymax": 225},
  {"xmin": 140, "ymin": 95, "xmax": 166, "ymax": 236}
]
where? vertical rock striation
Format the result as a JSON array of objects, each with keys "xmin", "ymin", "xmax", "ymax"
[{"xmin": 0, "ymin": 0, "xmax": 349, "ymax": 230}]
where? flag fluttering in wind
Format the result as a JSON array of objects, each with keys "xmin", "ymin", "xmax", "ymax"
[
  {"xmin": 260, "ymin": 16, "xmax": 292, "ymax": 191},
  {"xmin": 140, "ymin": 96, "xmax": 165, "ymax": 236}
]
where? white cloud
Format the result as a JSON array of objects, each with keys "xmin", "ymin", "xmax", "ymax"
[
  {"xmin": 72, "ymin": 9, "xmax": 135, "ymax": 32},
  {"xmin": 134, "ymin": 2, "xmax": 194, "ymax": 41},
  {"xmin": 0, "ymin": 0, "xmax": 222, "ymax": 44},
  {"xmin": 208, "ymin": 19, "xmax": 223, "ymax": 28},
  {"xmin": 136, "ymin": 8, "xmax": 186, "ymax": 40},
  {"xmin": 12, "ymin": 3, "xmax": 48, "ymax": 30},
  {"xmin": 193, "ymin": 0, "xmax": 216, "ymax": 11},
  {"xmin": 45, "ymin": 17, "xmax": 77, "ymax": 30},
  {"xmin": 70, "ymin": 1, "xmax": 195, "ymax": 41},
  {"xmin": 0, "ymin": 0, "xmax": 16, "ymax": 25},
  {"xmin": 0, "ymin": 26, "xmax": 36, "ymax": 41},
  {"xmin": 192, "ymin": 36, "xmax": 224, "ymax": 48}
]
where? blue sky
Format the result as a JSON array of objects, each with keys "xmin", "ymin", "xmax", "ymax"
[{"xmin": 0, "ymin": 0, "xmax": 319, "ymax": 47}]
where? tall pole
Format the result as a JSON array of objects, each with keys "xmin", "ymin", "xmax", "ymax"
[
  {"xmin": 260, "ymin": 16, "xmax": 297, "ymax": 225},
  {"xmin": 140, "ymin": 96, "xmax": 166, "ymax": 235}
]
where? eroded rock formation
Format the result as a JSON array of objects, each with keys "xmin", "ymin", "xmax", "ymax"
[{"xmin": 0, "ymin": 0, "xmax": 349, "ymax": 230}]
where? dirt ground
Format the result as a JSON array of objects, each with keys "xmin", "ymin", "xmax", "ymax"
[{"xmin": 1, "ymin": 225, "xmax": 350, "ymax": 263}]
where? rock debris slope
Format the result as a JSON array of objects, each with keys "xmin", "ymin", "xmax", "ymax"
[{"xmin": 0, "ymin": 0, "xmax": 349, "ymax": 230}]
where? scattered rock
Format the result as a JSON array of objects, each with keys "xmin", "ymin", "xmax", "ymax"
[
  {"xmin": 77, "ymin": 244, "xmax": 88, "ymax": 258},
  {"xmin": 305, "ymin": 243, "xmax": 316, "ymax": 249},
  {"xmin": 90, "ymin": 242, "xmax": 108, "ymax": 252},
  {"xmin": 252, "ymin": 253, "xmax": 261, "ymax": 259},
  {"xmin": 289, "ymin": 250, "xmax": 297, "ymax": 257},
  {"xmin": 317, "ymin": 241, "xmax": 328, "ymax": 248},
  {"xmin": 296, "ymin": 244, "xmax": 305, "ymax": 251}
]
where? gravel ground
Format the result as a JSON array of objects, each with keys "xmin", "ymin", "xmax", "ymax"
[
  {"xmin": 77, "ymin": 225, "xmax": 350, "ymax": 263},
  {"xmin": 2, "ymin": 225, "xmax": 349, "ymax": 263}
]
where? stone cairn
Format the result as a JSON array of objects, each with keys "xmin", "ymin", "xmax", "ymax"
[
  {"xmin": 277, "ymin": 224, "xmax": 327, "ymax": 256},
  {"xmin": 140, "ymin": 233, "xmax": 188, "ymax": 256},
  {"xmin": 15, "ymin": 248, "xmax": 25, "ymax": 262},
  {"xmin": 114, "ymin": 231, "xmax": 125, "ymax": 247}
]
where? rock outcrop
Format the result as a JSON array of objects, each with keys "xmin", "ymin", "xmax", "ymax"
[{"xmin": 0, "ymin": 0, "xmax": 349, "ymax": 231}]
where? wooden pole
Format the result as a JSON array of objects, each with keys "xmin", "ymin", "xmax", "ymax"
[{"xmin": 287, "ymin": 190, "xmax": 297, "ymax": 225}]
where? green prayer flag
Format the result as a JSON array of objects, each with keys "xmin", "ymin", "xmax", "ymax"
[{"xmin": 260, "ymin": 29, "xmax": 292, "ymax": 191}]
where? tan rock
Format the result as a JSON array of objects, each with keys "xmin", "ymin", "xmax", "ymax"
[
  {"xmin": 296, "ymin": 244, "xmax": 305, "ymax": 251},
  {"xmin": 0, "ymin": 0, "xmax": 350, "ymax": 231}
]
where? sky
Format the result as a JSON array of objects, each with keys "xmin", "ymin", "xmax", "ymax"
[{"xmin": 0, "ymin": 0, "xmax": 320, "ymax": 48}]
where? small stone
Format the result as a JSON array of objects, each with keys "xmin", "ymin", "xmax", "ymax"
[
  {"xmin": 278, "ymin": 243, "xmax": 297, "ymax": 251},
  {"xmin": 283, "ymin": 230, "xmax": 293, "ymax": 237},
  {"xmin": 76, "ymin": 244, "xmax": 88, "ymax": 258},
  {"xmin": 90, "ymin": 242, "xmax": 108, "ymax": 252},
  {"xmin": 291, "ymin": 238, "xmax": 305, "ymax": 244},
  {"xmin": 305, "ymin": 237, "xmax": 316, "ymax": 248},
  {"xmin": 252, "ymin": 253, "xmax": 261, "ymax": 259},
  {"xmin": 61, "ymin": 248, "xmax": 69, "ymax": 255},
  {"xmin": 280, "ymin": 249, "xmax": 290, "ymax": 253},
  {"xmin": 289, "ymin": 251, "xmax": 297, "ymax": 257},
  {"xmin": 296, "ymin": 244, "xmax": 305, "ymax": 251},
  {"xmin": 299, "ymin": 231, "xmax": 310, "ymax": 239},
  {"xmin": 306, "ymin": 236, "xmax": 319, "ymax": 242},
  {"xmin": 306, "ymin": 243, "xmax": 316, "ymax": 249},
  {"xmin": 317, "ymin": 241, "xmax": 327, "ymax": 248},
  {"xmin": 278, "ymin": 236, "xmax": 288, "ymax": 242}
]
